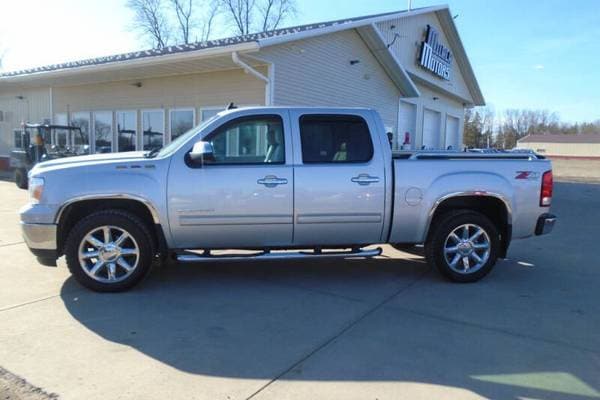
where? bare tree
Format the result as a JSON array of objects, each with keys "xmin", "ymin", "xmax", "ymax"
[
  {"xmin": 216, "ymin": 0, "xmax": 296, "ymax": 35},
  {"xmin": 169, "ymin": 0, "xmax": 218, "ymax": 43},
  {"xmin": 127, "ymin": 0, "xmax": 171, "ymax": 49},
  {"xmin": 258, "ymin": 0, "xmax": 295, "ymax": 32},
  {"xmin": 171, "ymin": 0, "xmax": 194, "ymax": 43}
]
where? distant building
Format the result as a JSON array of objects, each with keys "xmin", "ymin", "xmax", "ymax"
[
  {"xmin": 0, "ymin": 5, "xmax": 485, "ymax": 169},
  {"xmin": 517, "ymin": 134, "xmax": 600, "ymax": 159}
]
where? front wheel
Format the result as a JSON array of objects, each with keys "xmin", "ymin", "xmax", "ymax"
[
  {"xmin": 425, "ymin": 210, "xmax": 500, "ymax": 283},
  {"xmin": 65, "ymin": 210, "xmax": 155, "ymax": 292}
]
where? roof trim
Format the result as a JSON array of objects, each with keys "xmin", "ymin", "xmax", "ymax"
[
  {"xmin": 518, "ymin": 134, "xmax": 600, "ymax": 144},
  {"xmin": 256, "ymin": 6, "xmax": 448, "ymax": 48},
  {"xmin": 435, "ymin": 8, "xmax": 485, "ymax": 106},
  {"xmin": 356, "ymin": 24, "xmax": 420, "ymax": 98}
]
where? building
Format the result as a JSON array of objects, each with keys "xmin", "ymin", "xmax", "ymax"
[
  {"xmin": 0, "ymin": 5, "xmax": 484, "ymax": 168},
  {"xmin": 517, "ymin": 134, "xmax": 600, "ymax": 159}
]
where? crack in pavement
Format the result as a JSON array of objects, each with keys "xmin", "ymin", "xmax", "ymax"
[
  {"xmin": 0, "ymin": 241, "xmax": 25, "ymax": 248},
  {"xmin": 245, "ymin": 268, "xmax": 434, "ymax": 400},
  {"xmin": 385, "ymin": 304, "xmax": 600, "ymax": 356}
]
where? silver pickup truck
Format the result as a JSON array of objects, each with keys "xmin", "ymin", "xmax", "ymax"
[{"xmin": 20, "ymin": 107, "xmax": 556, "ymax": 292}]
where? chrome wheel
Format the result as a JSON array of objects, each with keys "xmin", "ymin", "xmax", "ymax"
[
  {"xmin": 443, "ymin": 224, "xmax": 490, "ymax": 274},
  {"xmin": 78, "ymin": 225, "xmax": 140, "ymax": 283}
]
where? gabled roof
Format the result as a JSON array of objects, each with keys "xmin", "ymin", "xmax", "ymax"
[
  {"xmin": 519, "ymin": 134, "xmax": 600, "ymax": 144},
  {"xmin": 0, "ymin": 9, "xmax": 415, "ymax": 78},
  {"xmin": 0, "ymin": 4, "xmax": 483, "ymax": 104}
]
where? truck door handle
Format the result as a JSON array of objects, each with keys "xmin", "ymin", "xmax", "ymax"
[
  {"xmin": 257, "ymin": 175, "xmax": 288, "ymax": 188},
  {"xmin": 351, "ymin": 174, "xmax": 380, "ymax": 185}
]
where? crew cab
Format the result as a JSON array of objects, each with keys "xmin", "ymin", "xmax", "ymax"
[{"xmin": 20, "ymin": 107, "xmax": 556, "ymax": 292}]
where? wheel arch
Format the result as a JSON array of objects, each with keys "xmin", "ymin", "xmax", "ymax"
[
  {"xmin": 425, "ymin": 192, "xmax": 512, "ymax": 258},
  {"xmin": 56, "ymin": 195, "xmax": 166, "ymax": 256}
]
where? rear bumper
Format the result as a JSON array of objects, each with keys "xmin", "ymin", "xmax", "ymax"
[{"xmin": 535, "ymin": 213, "xmax": 556, "ymax": 236}]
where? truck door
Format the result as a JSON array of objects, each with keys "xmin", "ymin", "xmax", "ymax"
[
  {"xmin": 291, "ymin": 112, "xmax": 387, "ymax": 246},
  {"xmin": 167, "ymin": 111, "xmax": 294, "ymax": 249}
]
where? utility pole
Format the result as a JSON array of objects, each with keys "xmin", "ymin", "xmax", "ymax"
[{"xmin": 408, "ymin": 0, "xmax": 412, "ymax": 11}]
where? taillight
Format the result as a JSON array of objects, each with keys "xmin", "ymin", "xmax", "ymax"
[{"xmin": 540, "ymin": 170, "xmax": 553, "ymax": 207}]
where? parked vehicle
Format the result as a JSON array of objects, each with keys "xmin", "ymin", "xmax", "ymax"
[
  {"xmin": 10, "ymin": 123, "xmax": 87, "ymax": 189},
  {"xmin": 20, "ymin": 107, "xmax": 556, "ymax": 292}
]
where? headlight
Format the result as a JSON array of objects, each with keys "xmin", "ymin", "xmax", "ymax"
[{"xmin": 28, "ymin": 177, "xmax": 45, "ymax": 204}]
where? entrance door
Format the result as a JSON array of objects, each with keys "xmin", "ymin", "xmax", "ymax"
[
  {"xmin": 422, "ymin": 108, "xmax": 441, "ymax": 149},
  {"xmin": 167, "ymin": 111, "xmax": 293, "ymax": 249},
  {"xmin": 291, "ymin": 112, "xmax": 387, "ymax": 246},
  {"xmin": 445, "ymin": 115, "xmax": 460, "ymax": 150},
  {"xmin": 398, "ymin": 101, "xmax": 417, "ymax": 149}
]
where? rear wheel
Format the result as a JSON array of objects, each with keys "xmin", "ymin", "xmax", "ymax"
[
  {"xmin": 425, "ymin": 210, "xmax": 499, "ymax": 283},
  {"xmin": 15, "ymin": 168, "xmax": 28, "ymax": 189},
  {"xmin": 65, "ymin": 210, "xmax": 155, "ymax": 292}
]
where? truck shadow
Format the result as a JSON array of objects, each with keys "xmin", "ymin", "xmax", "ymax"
[{"xmin": 59, "ymin": 253, "xmax": 599, "ymax": 400}]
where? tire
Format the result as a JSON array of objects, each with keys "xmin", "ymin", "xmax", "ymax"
[
  {"xmin": 64, "ymin": 209, "xmax": 155, "ymax": 292},
  {"xmin": 15, "ymin": 168, "xmax": 28, "ymax": 189},
  {"xmin": 425, "ymin": 210, "xmax": 499, "ymax": 283}
]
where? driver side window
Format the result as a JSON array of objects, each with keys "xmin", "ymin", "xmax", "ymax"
[{"xmin": 206, "ymin": 115, "xmax": 285, "ymax": 165}]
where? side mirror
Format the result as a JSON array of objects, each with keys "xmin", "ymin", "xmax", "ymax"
[{"xmin": 189, "ymin": 140, "xmax": 215, "ymax": 165}]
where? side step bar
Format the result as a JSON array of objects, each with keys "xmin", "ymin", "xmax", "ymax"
[{"xmin": 176, "ymin": 247, "xmax": 382, "ymax": 263}]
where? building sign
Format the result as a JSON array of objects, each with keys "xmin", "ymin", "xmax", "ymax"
[{"xmin": 418, "ymin": 25, "xmax": 452, "ymax": 80}]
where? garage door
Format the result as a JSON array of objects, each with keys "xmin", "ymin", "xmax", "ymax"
[
  {"xmin": 398, "ymin": 101, "xmax": 417, "ymax": 149},
  {"xmin": 445, "ymin": 115, "xmax": 460, "ymax": 150},
  {"xmin": 422, "ymin": 108, "xmax": 441, "ymax": 149}
]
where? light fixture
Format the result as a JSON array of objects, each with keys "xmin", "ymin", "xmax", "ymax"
[{"xmin": 350, "ymin": 59, "xmax": 360, "ymax": 65}]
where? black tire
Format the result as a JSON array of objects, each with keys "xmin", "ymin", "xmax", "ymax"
[
  {"xmin": 425, "ymin": 210, "xmax": 500, "ymax": 283},
  {"xmin": 15, "ymin": 168, "xmax": 28, "ymax": 189},
  {"xmin": 65, "ymin": 209, "xmax": 155, "ymax": 292}
]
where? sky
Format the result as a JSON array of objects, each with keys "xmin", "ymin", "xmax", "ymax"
[{"xmin": 0, "ymin": 0, "xmax": 599, "ymax": 123}]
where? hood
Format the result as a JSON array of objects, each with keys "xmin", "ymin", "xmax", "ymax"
[{"xmin": 30, "ymin": 151, "xmax": 149, "ymax": 175}]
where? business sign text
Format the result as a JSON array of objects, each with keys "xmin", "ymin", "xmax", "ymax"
[{"xmin": 419, "ymin": 25, "xmax": 452, "ymax": 80}]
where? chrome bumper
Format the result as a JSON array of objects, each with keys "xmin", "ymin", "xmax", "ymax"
[
  {"xmin": 535, "ymin": 213, "xmax": 556, "ymax": 236},
  {"xmin": 21, "ymin": 222, "xmax": 57, "ymax": 250}
]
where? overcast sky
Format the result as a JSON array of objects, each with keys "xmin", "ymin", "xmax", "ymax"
[{"xmin": 1, "ymin": 0, "xmax": 598, "ymax": 123}]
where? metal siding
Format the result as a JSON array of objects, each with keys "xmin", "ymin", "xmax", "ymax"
[
  {"xmin": 518, "ymin": 142, "xmax": 600, "ymax": 158},
  {"xmin": 53, "ymin": 68, "xmax": 267, "ymax": 113},
  {"xmin": 258, "ymin": 29, "xmax": 401, "ymax": 132},
  {"xmin": 0, "ymin": 88, "xmax": 51, "ymax": 156},
  {"xmin": 377, "ymin": 13, "xmax": 474, "ymax": 104}
]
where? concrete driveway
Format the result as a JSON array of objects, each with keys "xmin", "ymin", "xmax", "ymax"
[{"xmin": 0, "ymin": 176, "xmax": 599, "ymax": 400}]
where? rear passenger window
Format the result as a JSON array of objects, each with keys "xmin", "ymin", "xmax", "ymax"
[{"xmin": 299, "ymin": 115, "xmax": 374, "ymax": 163}]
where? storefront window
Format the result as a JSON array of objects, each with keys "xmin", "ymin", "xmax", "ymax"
[
  {"xmin": 201, "ymin": 108, "xmax": 223, "ymax": 121},
  {"xmin": 116, "ymin": 111, "xmax": 137, "ymax": 152},
  {"xmin": 142, "ymin": 110, "xmax": 164, "ymax": 151},
  {"xmin": 69, "ymin": 112, "xmax": 91, "ymax": 155},
  {"xmin": 94, "ymin": 111, "xmax": 113, "ymax": 153},
  {"xmin": 170, "ymin": 109, "xmax": 194, "ymax": 142}
]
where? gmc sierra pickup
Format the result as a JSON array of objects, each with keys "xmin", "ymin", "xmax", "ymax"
[{"xmin": 20, "ymin": 107, "xmax": 556, "ymax": 291}]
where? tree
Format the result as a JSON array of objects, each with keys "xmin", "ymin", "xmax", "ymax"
[
  {"xmin": 127, "ymin": 0, "xmax": 171, "ymax": 49},
  {"xmin": 170, "ymin": 0, "xmax": 218, "ymax": 43},
  {"xmin": 216, "ymin": 0, "xmax": 296, "ymax": 35}
]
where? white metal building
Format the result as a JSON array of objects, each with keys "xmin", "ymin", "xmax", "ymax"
[
  {"xmin": 517, "ymin": 134, "xmax": 600, "ymax": 158},
  {"xmin": 0, "ymin": 5, "xmax": 484, "ymax": 168}
]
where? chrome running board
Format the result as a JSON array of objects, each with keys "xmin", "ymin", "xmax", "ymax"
[{"xmin": 176, "ymin": 247, "xmax": 382, "ymax": 263}]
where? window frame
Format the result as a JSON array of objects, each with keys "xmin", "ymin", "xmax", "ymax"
[
  {"xmin": 298, "ymin": 114, "xmax": 375, "ymax": 165},
  {"xmin": 169, "ymin": 108, "xmax": 196, "ymax": 143},
  {"xmin": 92, "ymin": 110, "xmax": 114, "ymax": 153},
  {"xmin": 69, "ymin": 111, "xmax": 92, "ymax": 154},
  {"xmin": 115, "ymin": 110, "xmax": 139, "ymax": 152},
  {"xmin": 199, "ymin": 114, "xmax": 286, "ymax": 167},
  {"xmin": 141, "ymin": 108, "xmax": 166, "ymax": 151}
]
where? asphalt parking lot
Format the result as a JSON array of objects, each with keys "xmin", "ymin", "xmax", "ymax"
[{"xmin": 1, "ymin": 176, "xmax": 599, "ymax": 400}]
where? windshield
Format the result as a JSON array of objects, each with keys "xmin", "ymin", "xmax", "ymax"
[{"xmin": 154, "ymin": 113, "xmax": 221, "ymax": 158}]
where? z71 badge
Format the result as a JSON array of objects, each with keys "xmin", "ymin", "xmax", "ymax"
[{"xmin": 515, "ymin": 171, "xmax": 540, "ymax": 180}]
